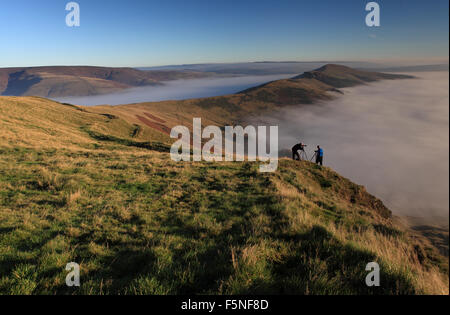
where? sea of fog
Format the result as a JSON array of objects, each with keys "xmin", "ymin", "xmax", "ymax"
[
  {"xmin": 53, "ymin": 74, "xmax": 293, "ymax": 106},
  {"xmin": 249, "ymin": 71, "xmax": 449, "ymax": 221}
]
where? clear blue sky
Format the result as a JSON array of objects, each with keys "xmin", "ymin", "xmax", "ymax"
[{"xmin": 0, "ymin": 0, "xmax": 448, "ymax": 67}]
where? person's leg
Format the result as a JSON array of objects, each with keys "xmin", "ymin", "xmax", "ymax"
[
  {"xmin": 292, "ymin": 150, "xmax": 296, "ymax": 160},
  {"xmin": 319, "ymin": 157, "xmax": 323, "ymax": 166}
]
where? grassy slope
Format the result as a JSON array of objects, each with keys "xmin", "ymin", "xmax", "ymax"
[{"xmin": 0, "ymin": 96, "xmax": 448, "ymax": 295}]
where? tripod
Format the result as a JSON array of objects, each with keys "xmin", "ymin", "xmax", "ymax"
[
  {"xmin": 300, "ymin": 150, "xmax": 309, "ymax": 161},
  {"xmin": 310, "ymin": 152, "xmax": 317, "ymax": 162},
  {"xmin": 295, "ymin": 150, "xmax": 308, "ymax": 161}
]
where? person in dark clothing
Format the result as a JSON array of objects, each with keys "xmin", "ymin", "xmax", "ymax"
[
  {"xmin": 292, "ymin": 142, "xmax": 307, "ymax": 160},
  {"xmin": 315, "ymin": 145, "xmax": 324, "ymax": 165}
]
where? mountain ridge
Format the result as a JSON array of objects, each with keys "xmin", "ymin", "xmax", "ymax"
[
  {"xmin": 0, "ymin": 66, "xmax": 210, "ymax": 98},
  {"xmin": 239, "ymin": 64, "xmax": 413, "ymax": 100}
]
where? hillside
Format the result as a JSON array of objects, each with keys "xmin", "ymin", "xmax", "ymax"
[
  {"xmin": 0, "ymin": 66, "xmax": 209, "ymax": 98},
  {"xmin": 85, "ymin": 64, "xmax": 414, "ymax": 141},
  {"xmin": 238, "ymin": 64, "xmax": 413, "ymax": 104},
  {"xmin": 0, "ymin": 96, "xmax": 447, "ymax": 295}
]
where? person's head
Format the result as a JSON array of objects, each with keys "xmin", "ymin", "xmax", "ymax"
[{"xmin": 317, "ymin": 145, "xmax": 320, "ymax": 149}]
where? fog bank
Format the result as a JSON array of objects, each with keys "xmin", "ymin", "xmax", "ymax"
[
  {"xmin": 54, "ymin": 74, "xmax": 292, "ymax": 106},
  {"xmin": 250, "ymin": 72, "xmax": 449, "ymax": 220}
]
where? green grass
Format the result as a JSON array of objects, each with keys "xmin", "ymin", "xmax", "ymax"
[
  {"xmin": 80, "ymin": 126, "xmax": 170, "ymax": 153},
  {"xmin": 0, "ymin": 146, "xmax": 446, "ymax": 295}
]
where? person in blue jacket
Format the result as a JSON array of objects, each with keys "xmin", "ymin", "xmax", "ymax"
[{"xmin": 315, "ymin": 145, "xmax": 324, "ymax": 166}]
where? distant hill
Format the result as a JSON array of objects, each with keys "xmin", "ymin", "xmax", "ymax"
[
  {"xmin": 237, "ymin": 64, "xmax": 413, "ymax": 105},
  {"xmin": 0, "ymin": 66, "xmax": 209, "ymax": 98},
  {"xmin": 139, "ymin": 61, "xmax": 380, "ymax": 75},
  {"xmin": 293, "ymin": 64, "xmax": 413, "ymax": 85}
]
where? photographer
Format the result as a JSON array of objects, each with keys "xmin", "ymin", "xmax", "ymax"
[
  {"xmin": 292, "ymin": 142, "xmax": 307, "ymax": 160},
  {"xmin": 315, "ymin": 145, "xmax": 324, "ymax": 166}
]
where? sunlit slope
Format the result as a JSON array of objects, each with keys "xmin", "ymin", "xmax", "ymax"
[
  {"xmin": 0, "ymin": 96, "xmax": 447, "ymax": 295},
  {"xmin": 0, "ymin": 96, "xmax": 171, "ymax": 148}
]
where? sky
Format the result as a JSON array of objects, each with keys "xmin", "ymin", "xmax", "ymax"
[{"xmin": 0, "ymin": 0, "xmax": 448, "ymax": 67}]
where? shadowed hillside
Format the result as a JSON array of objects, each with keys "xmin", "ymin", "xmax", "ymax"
[{"xmin": 0, "ymin": 96, "xmax": 447, "ymax": 295}]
